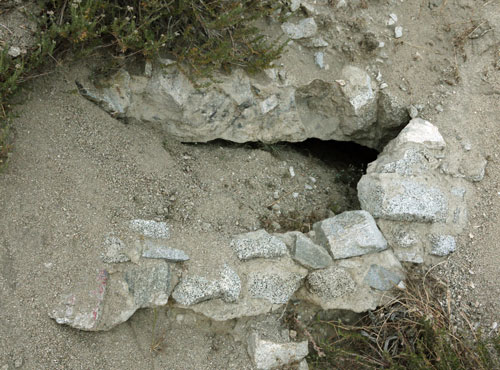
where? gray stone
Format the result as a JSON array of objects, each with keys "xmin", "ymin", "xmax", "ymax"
[
  {"xmin": 141, "ymin": 241, "xmax": 189, "ymax": 262},
  {"xmin": 172, "ymin": 276, "xmax": 220, "ymax": 306},
  {"xmin": 78, "ymin": 62, "xmax": 410, "ymax": 149},
  {"xmin": 50, "ymin": 270, "xmax": 109, "ymax": 331},
  {"xmin": 219, "ymin": 264, "xmax": 241, "ymax": 303},
  {"xmin": 248, "ymin": 271, "xmax": 304, "ymax": 304},
  {"xmin": 281, "ymin": 18, "xmax": 317, "ymax": 39},
  {"xmin": 364, "ymin": 264, "xmax": 403, "ymax": 290},
  {"xmin": 430, "ymin": 235, "xmax": 456, "ymax": 256},
  {"xmin": 306, "ymin": 266, "xmax": 356, "ymax": 299},
  {"xmin": 394, "ymin": 118, "xmax": 446, "ymax": 150},
  {"xmin": 172, "ymin": 264, "xmax": 241, "ymax": 305},
  {"xmin": 290, "ymin": 0, "xmax": 301, "ymax": 12},
  {"xmin": 314, "ymin": 52, "xmax": 325, "ymax": 69},
  {"xmin": 292, "ymin": 233, "xmax": 333, "ymax": 269},
  {"xmin": 358, "ymin": 174, "xmax": 448, "ymax": 223},
  {"xmin": 101, "ymin": 236, "xmax": 130, "ymax": 263},
  {"xmin": 298, "ymin": 359, "xmax": 309, "ymax": 370},
  {"xmin": 124, "ymin": 262, "xmax": 172, "ymax": 307},
  {"xmin": 231, "ymin": 229, "xmax": 288, "ymax": 261},
  {"xmin": 248, "ymin": 332, "xmax": 309, "ymax": 370},
  {"xmin": 313, "ymin": 211, "xmax": 388, "ymax": 259},
  {"xmin": 394, "ymin": 26, "xmax": 403, "ymax": 38},
  {"xmin": 129, "ymin": 219, "xmax": 170, "ymax": 239},
  {"xmin": 372, "ymin": 147, "xmax": 434, "ymax": 176}
]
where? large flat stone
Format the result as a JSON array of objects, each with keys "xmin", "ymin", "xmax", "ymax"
[
  {"xmin": 313, "ymin": 211, "xmax": 387, "ymax": 259},
  {"xmin": 358, "ymin": 174, "xmax": 448, "ymax": 223}
]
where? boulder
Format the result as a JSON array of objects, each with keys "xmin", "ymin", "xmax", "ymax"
[{"xmin": 77, "ymin": 63, "xmax": 408, "ymax": 149}]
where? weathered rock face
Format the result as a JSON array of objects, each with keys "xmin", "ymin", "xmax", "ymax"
[
  {"xmin": 77, "ymin": 56, "xmax": 409, "ymax": 151},
  {"xmin": 357, "ymin": 118, "xmax": 485, "ymax": 263}
]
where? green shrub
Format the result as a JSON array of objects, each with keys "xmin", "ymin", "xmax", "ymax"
[{"xmin": 0, "ymin": 0, "xmax": 288, "ymax": 168}]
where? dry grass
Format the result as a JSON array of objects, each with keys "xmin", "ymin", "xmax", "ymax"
[{"xmin": 290, "ymin": 269, "xmax": 500, "ymax": 369}]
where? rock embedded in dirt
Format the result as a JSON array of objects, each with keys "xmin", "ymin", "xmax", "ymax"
[
  {"xmin": 129, "ymin": 219, "xmax": 170, "ymax": 239},
  {"xmin": 363, "ymin": 264, "xmax": 404, "ymax": 291},
  {"xmin": 290, "ymin": 232, "xmax": 333, "ymax": 269},
  {"xmin": 281, "ymin": 17, "xmax": 318, "ymax": 39},
  {"xmin": 123, "ymin": 262, "xmax": 173, "ymax": 307},
  {"xmin": 298, "ymin": 250, "xmax": 405, "ymax": 312},
  {"xmin": 172, "ymin": 276, "xmax": 222, "ymax": 306},
  {"xmin": 247, "ymin": 332, "xmax": 309, "ymax": 370},
  {"xmin": 358, "ymin": 174, "xmax": 449, "ymax": 222},
  {"xmin": 172, "ymin": 265, "xmax": 241, "ymax": 306},
  {"xmin": 231, "ymin": 229, "xmax": 288, "ymax": 261},
  {"xmin": 430, "ymin": 235, "xmax": 457, "ymax": 256},
  {"xmin": 313, "ymin": 211, "xmax": 388, "ymax": 259},
  {"xmin": 77, "ymin": 59, "xmax": 410, "ymax": 150},
  {"xmin": 248, "ymin": 271, "xmax": 304, "ymax": 304},
  {"xmin": 101, "ymin": 235, "xmax": 130, "ymax": 263},
  {"xmin": 394, "ymin": 118, "xmax": 446, "ymax": 150},
  {"xmin": 141, "ymin": 241, "xmax": 189, "ymax": 262},
  {"xmin": 50, "ymin": 270, "xmax": 109, "ymax": 331},
  {"xmin": 306, "ymin": 266, "xmax": 356, "ymax": 299}
]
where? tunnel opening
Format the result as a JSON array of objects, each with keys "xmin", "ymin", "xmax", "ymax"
[{"xmin": 185, "ymin": 138, "xmax": 380, "ymax": 234}]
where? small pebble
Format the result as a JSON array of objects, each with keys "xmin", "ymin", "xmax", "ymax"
[
  {"xmin": 408, "ymin": 105, "xmax": 418, "ymax": 118},
  {"xmin": 304, "ymin": 184, "xmax": 313, "ymax": 190},
  {"xmin": 314, "ymin": 52, "xmax": 325, "ymax": 69},
  {"xmin": 380, "ymin": 82, "xmax": 388, "ymax": 89},
  {"xmin": 394, "ymin": 26, "xmax": 403, "ymax": 38},
  {"xmin": 309, "ymin": 176, "xmax": 317, "ymax": 183},
  {"xmin": 273, "ymin": 191, "xmax": 280, "ymax": 200},
  {"xmin": 492, "ymin": 322, "xmax": 498, "ymax": 330},
  {"xmin": 289, "ymin": 166, "xmax": 295, "ymax": 178},
  {"xmin": 292, "ymin": 192, "xmax": 299, "ymax": 198},
  {"xmin": 435, "ymin": 104, "xmax": 444, "ymax": 112}
]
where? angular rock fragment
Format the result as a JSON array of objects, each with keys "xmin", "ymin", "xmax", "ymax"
[
  {"xmin": 281, "ymin": 18, "xmax": 318, "ymax": 39},
  {"xmin": 364, "ymin": 264, "xmax": 403, "ymax": 291},
  {"xmin": 358, "ymin": 174, "xmax": 448, "ymax": 223},
  {"xmin": 124, "ymin": 263, "xmax": 172, "ymax": 307},
  {"xmin": 101, "ymin": 235, "xmax": 130, "ymax": 263},
  {"xmin": 394, "ymin": 118, "xmax": 446, "ymax": 150},
  {"xmin": 247, "ymin": 333, "xmax": 308, "ymax": 370},
  {"xmin": 231, "ymin": 229, "xmax": 288, "ymax": 261},
  {"xmin": 313, "ymin": 211, "xmax": 387, "ymax": 259},
  {"xmin": 248, "ymin": 271, "xmax": 304, "ymax": 304},
  {"xmin": 291, "ymin": 233, "xmax": 332, "ymax": 269},
  {"xmin": 218, "ymin": 264, "xmax": 242, "ymax": 303},
  {"xmin": 50, "ymin": 270, "xmax": 109, "ymax": 331},
  {"xmin": 141, "ymin": 241, "xmax": 189, "ymax": 262},
  {"xmin": 129, "ymin": 219, "xmax": 170, "ymax": 239},
  {"xmin": 430, "ymin": 235, "xmax": 456, "ymax": 256},
  {"xmin": 172, "ymin": 265, "xmax": 241, "ymax": 305},
  {"xmin": 172, "ymin": 276, "xmax": 221, "ymax": 306},
  {"xmin": 306, "ymin": 266, "xmax": 356, "ymax": 299}
]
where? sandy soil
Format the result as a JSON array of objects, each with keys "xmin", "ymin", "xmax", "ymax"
[{"xmin": 1, "ymin": 0, "xmax": 499, "ymax": 369}]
